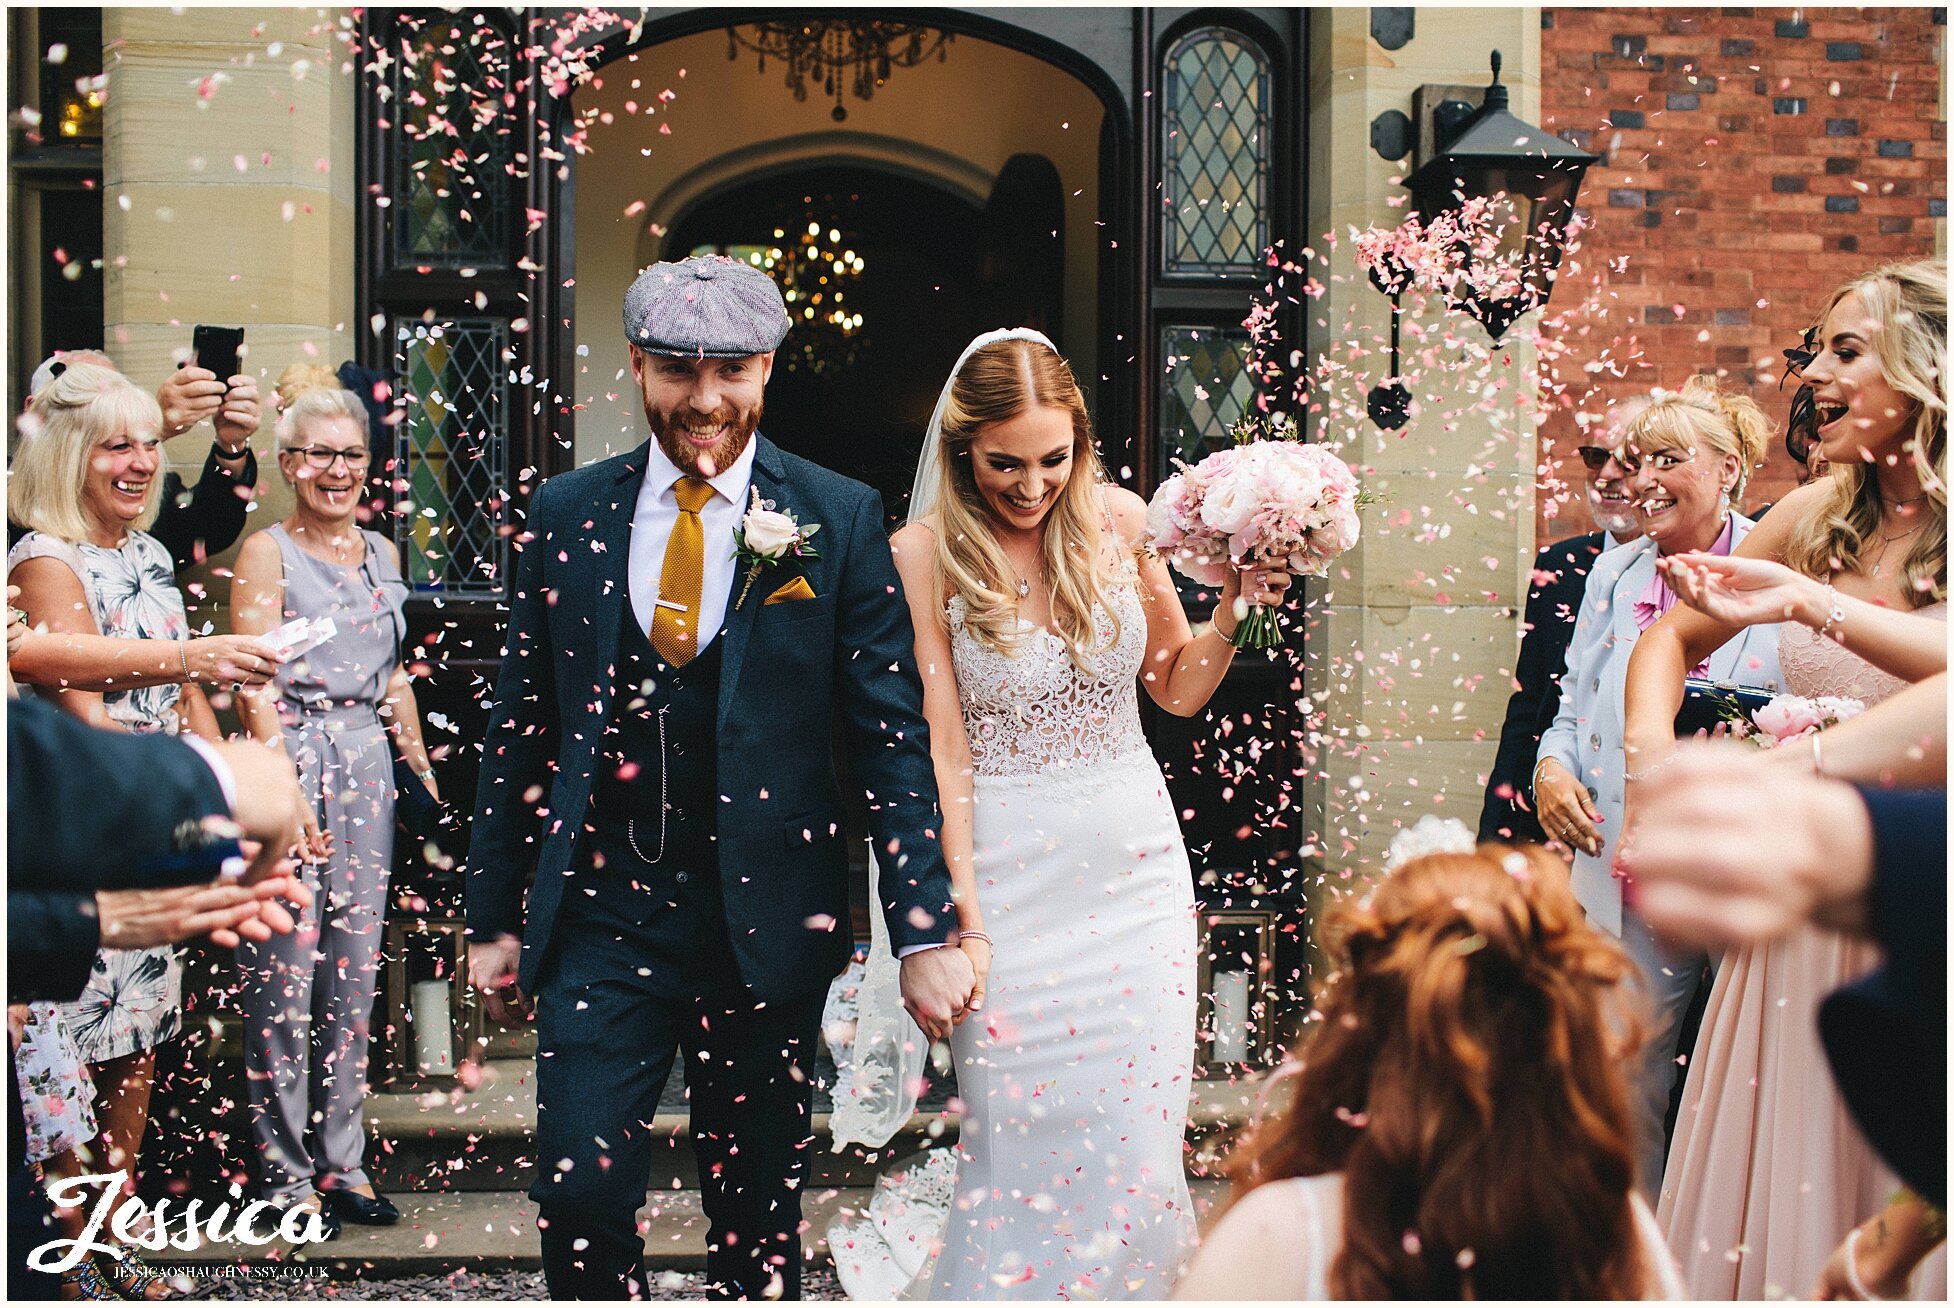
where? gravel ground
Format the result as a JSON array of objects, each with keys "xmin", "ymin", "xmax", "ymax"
[{"xmin": 177, "ymin": 1266, "xmax": 845, "ymax": 1300}]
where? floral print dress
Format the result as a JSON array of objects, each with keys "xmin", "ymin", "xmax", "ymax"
[
  {"xmin": 8, "ymin": 530, "xmax": 188, "ymax": 1065},
  {"xmin": 11, "ymin": 1005, "xmax": 98, "ymax": 1165}
]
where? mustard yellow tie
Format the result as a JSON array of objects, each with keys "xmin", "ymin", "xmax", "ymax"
[{"xmin": 651, "ymin": 477, "xmax": 714, "ymax": 666}]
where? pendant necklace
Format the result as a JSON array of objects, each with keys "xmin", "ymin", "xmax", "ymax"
[{"xmin": 1871, "ymin": 520, "xmax": 1924, "ymax": 576}]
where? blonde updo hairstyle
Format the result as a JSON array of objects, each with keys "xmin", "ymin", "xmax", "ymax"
[
  {"xmin": 9, "ymin": 361, "xmax": 166, "ymax": 541},
  {"xmin": 1620, "ymin": 374, "xmax": 1771, "ymax": 510},
  {"xmin": 923, "ymin": 339, "xmax": 1118, "ymax": 668},
  {"xmin": 272, "ymin": 370, "xmax": 370, "ymax": 487},
  {"xmin": 274, "ymin": 362, "xmax": 341, "ymax": 412},
  {"xmin": 1783, "ymin": 259, "xmax": 1947, "ymax": 606}
]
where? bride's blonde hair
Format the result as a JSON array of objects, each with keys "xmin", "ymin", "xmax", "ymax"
[
  {"xmin": 920, "ymin": 339, "xmax": 1117, "ymax": 669},
  {"xmin": 1782, "ymin": 259, "xmax": 1946, "ymax": 606}
]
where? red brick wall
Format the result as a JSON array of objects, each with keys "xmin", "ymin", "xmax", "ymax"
[{"xmin": 1537, "ymin": 6, "xmax": 1945, "ymax": 542}]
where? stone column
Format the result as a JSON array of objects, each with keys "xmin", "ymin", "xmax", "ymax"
[
  {"xmin": 102, "ymin": 8, "xmax": 358, "ymax": 586},
  {"xmin": 1300, "ymin": 10, "xmax": 1545, "ymax": 888}
]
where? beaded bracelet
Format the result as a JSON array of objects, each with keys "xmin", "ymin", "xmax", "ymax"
[
  {"xmin": 1818, "ymin": 584, "xmax": 1847, "ymax": 644},
  {"xmin": 178, "ymin": 639, "xmax": 195, "ymax": 684}
]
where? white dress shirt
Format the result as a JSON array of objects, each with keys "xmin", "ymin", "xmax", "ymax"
[{"xmin": 627, "ymin": 437, "xmax": 756, "ymax": 651}]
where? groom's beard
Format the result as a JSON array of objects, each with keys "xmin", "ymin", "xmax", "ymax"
[{"xmin": 646, "ymin": 399, "xmax": 763, "ymax": 479}]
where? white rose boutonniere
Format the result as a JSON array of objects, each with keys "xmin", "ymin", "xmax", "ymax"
[{"xmin": 734, "ymin": 486, "xmax": 821, "ymax": 609}]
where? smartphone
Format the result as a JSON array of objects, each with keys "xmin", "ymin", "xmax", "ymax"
[{"xmin": 191, "ymin": 325, "xmax": 244, "ymax": 384}]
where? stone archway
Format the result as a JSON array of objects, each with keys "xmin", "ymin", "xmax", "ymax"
[{"xmin": 564, "ymin": 22, "xmax": 1111, "ymax": 468}]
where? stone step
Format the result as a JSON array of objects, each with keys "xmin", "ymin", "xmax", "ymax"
[
  {"xmin": 364, "ymin": 1061, "xmax": 1268, "ymax": 1194},
  {"xmin": 152, "ymin": 1179, "xmax": 1233, "ymax": 1278}
]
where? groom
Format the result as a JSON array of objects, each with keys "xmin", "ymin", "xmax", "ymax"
[{"xmin": 465, "ymin": 255, "xmax": 975, "ymax": 1299}]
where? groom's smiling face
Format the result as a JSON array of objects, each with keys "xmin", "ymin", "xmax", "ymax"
[{"xmin": 630, "ymin": 347, "xmax": 773, "ymax": 479}]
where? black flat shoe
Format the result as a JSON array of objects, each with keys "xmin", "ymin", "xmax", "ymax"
[{"xmin": 320, "ymin": 1187, "xmax": 401, "ymax": 1226}]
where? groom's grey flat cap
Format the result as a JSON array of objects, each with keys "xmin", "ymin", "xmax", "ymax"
[{"xmin": 622, "ymin": 255, "xmax": 791, "ymax": 358}]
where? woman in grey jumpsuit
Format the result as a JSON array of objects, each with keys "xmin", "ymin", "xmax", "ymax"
[{"xmin": 230, "ymin": 374, "xmax": 437, "ymax": 1232}]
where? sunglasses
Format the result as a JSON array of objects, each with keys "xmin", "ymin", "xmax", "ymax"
[
  {"xmin": 1784, "ymin": 384, "xmax": 1819, "ymax": 465},
  {"xmin": 1574, "ymin": 444, "xmax": 1694, "ymax": 476},
  {"xmin": 1781, "ymin": 325, "xmax": 1818, "ymax": 386}
]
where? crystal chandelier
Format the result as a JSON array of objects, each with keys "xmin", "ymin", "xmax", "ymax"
[
  {"xmin": 704, "ymin": 222, "xmax": 867, "ymax": 374},
  {"xmin": 726, "ymin": 20, "xmax": 953, "ymax": 122}
]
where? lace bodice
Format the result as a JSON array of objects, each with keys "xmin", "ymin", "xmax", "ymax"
[
  {"xmin": 947, "ymin": 574, "xmax": 1150, "ymax": 781},
  {"xmin": 1779, "ymin": 601, "xmax": 1946, "ymax": 703}
]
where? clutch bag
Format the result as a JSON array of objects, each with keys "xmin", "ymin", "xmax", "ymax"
[{"xmin": 1674, "ymin": 678, "xmax": 1774, "ymax": 739}]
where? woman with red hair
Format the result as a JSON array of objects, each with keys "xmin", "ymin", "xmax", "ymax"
[{"xmin": 1175, "ymin": 842, "xmax": 1686, "ymax": 1300}]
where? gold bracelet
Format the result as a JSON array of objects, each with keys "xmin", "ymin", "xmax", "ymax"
[{"xmin": 179, "ymin": 639, "xmax": 195, "ymax": 684}]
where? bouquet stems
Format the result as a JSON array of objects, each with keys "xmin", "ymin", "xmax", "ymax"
[{"xmin": 1228, "ymin": 602, "xmax": 1286, "ymax": 650}]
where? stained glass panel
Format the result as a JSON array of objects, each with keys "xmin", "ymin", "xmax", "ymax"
[
  {"xmin": 393, "ymin": 318, "xmax": 509, "ymax": 594},
  {"xmin": 1162, "ymin": 30, "xmax": 1269, "ymax": 274},
  {"xmin": 1159, "ymin": 325, "xmax": 1254, "ymax": 468},
  {"xmin": 390, "ymin": 19, "xmax": 513, "ymax": 265}
]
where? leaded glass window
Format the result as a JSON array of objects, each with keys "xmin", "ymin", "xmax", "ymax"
[
  {"xmin": 1161, "ymin": 30, "xmax": 1270, "ymax": 275},
  {"xmin": 1159, "ymin": 325, "xmax": 1254, "ymax": 467},
  {"xmin": 393, "ymin": 319, "xmax": 509, "ymax": 594},
  {"xmin": 390, "ymin": 19, "xmax": 513, "ymax": 266}
]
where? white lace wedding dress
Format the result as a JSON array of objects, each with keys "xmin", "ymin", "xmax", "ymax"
[{"xmin": 831, "ymin": 561, "xmax": 1200, "ymax": 1300}]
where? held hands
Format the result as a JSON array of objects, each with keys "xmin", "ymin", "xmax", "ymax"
[
  {"xmin": 1533, "ymin": 757, "xmax": 1604, "ymax": 856},
  {"xmin": 957, "ymin": 934, "xmax": 991, "ymax": 1016},
  {"xmin": 898, "ymin": 944, "xmax": 978, "ymax": 1043},
  {"xmin": 158, "ymin": 366, "xmax": 260, "ymax": 451},
  {"xmin": 1656, "ymin": 552, "xmax": 1826, "ymax": 629},
  {"xmin": 468, "ymin": 936, "xmax": 531, "ymax": 1023}
]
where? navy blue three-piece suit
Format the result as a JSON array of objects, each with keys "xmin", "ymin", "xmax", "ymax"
[{"xmin": 466, "ymin": 434, "xmax": 955, "ymax": 1298}]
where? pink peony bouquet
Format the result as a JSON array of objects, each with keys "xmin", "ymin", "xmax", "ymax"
[
  {"xmin": 1728, "ymin": 692, "xmax": 1867, "ymax": 746},
  {"xmin": 1145, "ymin": 413, "xmax": 1373, "ymax": 649}
]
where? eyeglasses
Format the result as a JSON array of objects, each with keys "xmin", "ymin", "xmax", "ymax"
[
  {"xmin": 288, "ymin": 446, "xmax": 371, "ymax": 470},
  {"xmin": 1575, "ymin": 445, "xmax": 1616, "ymax": 472}
]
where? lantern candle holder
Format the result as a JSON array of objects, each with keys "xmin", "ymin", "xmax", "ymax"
[
  {"xmin": 1195, "ymin": 908, "xmax": 1278, "ymax": 1077},
  {"xmin": 381, "ymin": 915, "xmax": 480, "ymax": 1091}
]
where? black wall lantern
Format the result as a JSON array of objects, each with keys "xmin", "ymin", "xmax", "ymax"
[{"xmin": 1367, "ymin": 52, "xmax": 1599, "ymax": 428}]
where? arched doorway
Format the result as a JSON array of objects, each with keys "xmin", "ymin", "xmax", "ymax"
[{"xmin": 563, "ymin": 20, "xmax": 1117, "ymax": 481}]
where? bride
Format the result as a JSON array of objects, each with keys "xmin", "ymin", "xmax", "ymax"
[{"xmin": 829, "ymin": 329, "xmax": 1291, "ymax": 1299}]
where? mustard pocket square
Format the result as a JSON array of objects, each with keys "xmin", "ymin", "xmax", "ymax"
[{"xmin": 764, "ymin": 576, "xmax": 817, "ymax": 605}]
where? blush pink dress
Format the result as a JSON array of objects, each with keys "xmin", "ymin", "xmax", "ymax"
[{"xmin": 1657, "ymin": 605, "xmax": 1947, "ymax": 1299}]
